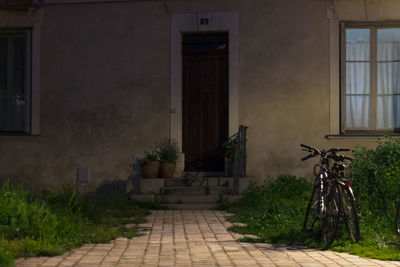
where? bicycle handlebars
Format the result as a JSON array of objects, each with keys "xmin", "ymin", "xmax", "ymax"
[{"xmin": 300, "ymin": 144, "xmax": 352, "ymax": 162}]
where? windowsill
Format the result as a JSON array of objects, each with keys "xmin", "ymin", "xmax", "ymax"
[
  {"xmin": 0, "ymin": 132, "xmax": 39, "ymax": 137},
  {"xmin": 325, "ymin": 134, "xmax": 400, "ymax": 140}
]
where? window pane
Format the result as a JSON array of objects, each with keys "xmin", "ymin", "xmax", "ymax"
[
  {"xmin": 13, "ymin": 37, "xmax": 24, "ymax": 100},
  {"xmin": 378, "ymin": 28, "xmax": 400, "ymax": 61},
  {"xmin": 0, "ymin": 37, "xmax": 6, "ymax": 67},
  {"xmin": 0, "ymin": 37, "xmax": 6, "ymax": 130},
  {"xmin": 346, "ymin": 62, "xmax": 370, "ymax": 94},
  {"xmin": 13, "ymin": 37, "xmax": 24, "ymax": 67},
  {"xmin": 0, "ymin": 34, "xmax": 27, "ymax": 132},
  {"xmin": 12, "ymin": 97, "xmax": 25, "ymax": 131},
  {"xmin": 0, "ymin": 97, "xmax": 6, "ymax": 130},
  {"xmin": 346, "ymin": 96, "xmax": 370, "ymax": 128},
  {"xmin": 346, "ymin": 29, "xmax": 370, "ymax": 61},
  {"xmin": 377, "ymin": 95, "xmax": 400, "ymax": 128},
  {"xmin": 378, "ymin": 62, "xmax": 400, "ymax": 94},
  {"xmin": 0, "ymin": 37, "xmax": 6, "ymax": 97}
]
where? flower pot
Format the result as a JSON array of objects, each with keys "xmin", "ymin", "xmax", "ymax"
[
  {"xmin": 159, "ymin": 161, "xmax": 176, "ymax": 178},
  {"xmin": 141, "ymin": 161, "xmax": 160, "ymax": 178}
]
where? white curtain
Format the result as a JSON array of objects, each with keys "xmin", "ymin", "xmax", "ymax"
[
  {"xmin": 346, "ymin": 42, "xmax": 400, "ymax": 129},
  {"xmin": 377, "ymin": 43, "xmax": 400, "ymax": 128},
  {"xmin": 346, "ymin": 43, "xmax": 370, "ymax": 128}
]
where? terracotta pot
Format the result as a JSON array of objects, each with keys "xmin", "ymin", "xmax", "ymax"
[
  {"xmin": 141, "ymin": 161, "xmax": 160, "ymax": 178},
  {"xmin": 159, "ymin": 161, "xmax": 176, "ymax": 178}
]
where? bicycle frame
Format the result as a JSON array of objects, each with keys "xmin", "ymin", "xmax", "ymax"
[
  {"xmin": 314, "ymin": 151, "xmax": 330, "ymax": 219},
  {"xmin": 301, "ymin": 144, "xmax": 360, "ymax": 245}
]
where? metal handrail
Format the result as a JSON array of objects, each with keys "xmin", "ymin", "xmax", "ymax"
[{"xmin": 226, "ymin": 125, "xmax": 248, "ymax": 194}]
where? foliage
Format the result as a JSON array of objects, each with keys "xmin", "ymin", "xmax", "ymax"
[
  {"xmin": 0, "ymin": 181, "xmax": 149, "ymax": 266},
  {"xmin": 142, "ymin": 150, "xmax": 159, "ymax": 162},
  {"xmin": 156, "ymin": 138, "xmax": 179, "ymax": 162},
  {"xmin": 221, "ymin": 150, "xmax": 400, "ymax": 261},
  {"xmin": 223, "ymin": 139, "xmax": 236, "ymax": 159},
  {"xmin": 219, "ymin": 175, "xmax": 313, "ymax": 245},
  {"xmin": 348, "ymin": 137, "xmax": 400, "ymax": 216}
]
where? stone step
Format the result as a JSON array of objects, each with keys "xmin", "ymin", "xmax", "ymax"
[
  {"xmin": 131, "ymin": 193, "xmax": 243, "ymax": 210},
  {"xmin": 130, "ymin": 194, "xmax": 155, "ymax": 201},
  {"xmin": 166, "ymin": 203, "xmax": 217, "ymax": 210},
  {"xmin": 161, "ymin": 194, "xmax": 221, "ymax": 204},
  {"xmin": 164, "ymin": 177, "xmax": 232, "ymax": 187},
  {"xmin": 161, "ymin": 194, "xmax": 243, "ymax": 204},
  {"xmin": 160, "ymin": 185, "xmax": 231, "ymax": 195},
  {"xmin": 183, "ymin": 171, "xmax": 226, "ymax": 177}
]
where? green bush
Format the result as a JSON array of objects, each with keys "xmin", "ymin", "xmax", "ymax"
[
  {"xmin": 0, "ymin": 180, "xmax": 149, "ymax": 266},
  {"xmin": 222, "ymin": 139, "xmax": 400, "ymax": 260},
  {"xmin": 349, "ymin": 137, "xmax": 400, "ymax": 217},
  {"xmin": 222, "ymin": 175, "xmax": 312, "ymax": 244}
]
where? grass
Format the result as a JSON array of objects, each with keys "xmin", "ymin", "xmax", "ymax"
[
  {"xmin": 218, "ymin": 175, "xmax": 400, "ymax": 261},
  {"xmin": 0, "ymin": 181, "xmax": 159, "ymax": 266}
]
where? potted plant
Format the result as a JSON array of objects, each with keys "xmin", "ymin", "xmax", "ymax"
[
  {"xmin": 223, "ymin": 139, "xmax": 236, "ymax": 177},
  {"xmin": 157, "ymin": 138, "xmax": 179, "ymax": 177},
  {"xmin": 140, "ymin": 151, "xmax": 160, "ymax": 178}
]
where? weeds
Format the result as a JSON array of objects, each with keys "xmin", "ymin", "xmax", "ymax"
[
  {"xmin": 0, "ymin": 181, "xmax": 151, "ymax": 266},
  {"xmin": 221, "ymin": 138, "xmax": 400, "ymax": 261}
]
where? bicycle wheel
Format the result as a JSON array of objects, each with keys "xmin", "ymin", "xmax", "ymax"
[
  {"xmin": 395, "ymin": 200, "xmax": 400, "ymax": 235},
  {"xmin": 321, "ymin": 183, "xmax": 341, "ymax": 248},
  {"xmin": 303, "ymin": 183, "xmax": 318, "ymax": 232},
  {"xmin": 340, "ymin": 185, "xmax": 360, "ymax": 242}
]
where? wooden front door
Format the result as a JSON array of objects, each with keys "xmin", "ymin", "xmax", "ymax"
[{"xmin": 182, "ymin": 33, "xmax": 229, "ymax": 172}]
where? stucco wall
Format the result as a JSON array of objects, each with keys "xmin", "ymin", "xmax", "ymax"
[
  {"xmin": 0, "ymin": 2, "xmax": 171, "ymax": 192},
  {"xmin": 0, "ymin": 0, "xmax": 400, "ymax": 192}
]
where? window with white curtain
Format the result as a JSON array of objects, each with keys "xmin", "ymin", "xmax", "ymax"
[
  {"xmin": 342, "ymin": 23, "xmax": 400, "ymax": 133},
  {"xmin": 0, "ymin": 30, "xmax": 31, "ymax": 133}
]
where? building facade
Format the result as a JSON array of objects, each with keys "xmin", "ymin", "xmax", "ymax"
[{"xmin": 0, "ymin": 0, "xmax": 399, "ymax": 192}]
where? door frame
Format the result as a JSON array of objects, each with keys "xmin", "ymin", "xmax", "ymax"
[{"xmin": 170, "ymin": 11, "xmax": 239, "ymax": 153}]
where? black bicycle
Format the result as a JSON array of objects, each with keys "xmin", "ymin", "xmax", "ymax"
[
  {"xmin": 301, "ymin": 144, "xmax": 360, "ymax": 248},
  {"xmin": 395, "ymin": 200, "xmax": 400, "ymax": 235}
]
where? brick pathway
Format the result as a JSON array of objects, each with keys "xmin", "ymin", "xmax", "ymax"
[{"xmin": 16, "ymin": 210, "xmax": 400, "ymax": 267}]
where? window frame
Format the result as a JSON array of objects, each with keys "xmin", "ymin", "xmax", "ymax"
[
  {"xmin": 0, "ymin": 28, "xmax": 31, "ymax": 135},
  {"xmin": 340, "ymin": 21, "xmax": 400, "ymax": 134}
]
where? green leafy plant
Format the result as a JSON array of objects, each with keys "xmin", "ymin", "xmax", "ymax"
[
  {"xmin": 142, "ymin": 151, "xmax": 159, "ymax": 162},
  {"xmin": 223, "ymin": 139, "xmax": 236, "ymax": 159},
  {"xmin": 0, "ymin": 180, "xmax": 151, "ymax": 266},
  {"xmin": 156, "ymin": 138, "xmax": 179, "ymax": 162},
  {"xmin": 349, "ymin": 137, "xmax": 400, "ymax": 216},
  {"xmin": 221, "ymin": 139, "xmax": 400, "ymax": 260}
]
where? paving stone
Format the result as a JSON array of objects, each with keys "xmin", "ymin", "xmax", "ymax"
[{"xmin": 14, "ymin": 209, "xmax": 400, "ymax": 267}]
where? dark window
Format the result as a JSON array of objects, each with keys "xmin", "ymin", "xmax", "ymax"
[{"xmin": 0, "ymin": 30, "xmax": 30, "ymax": 133}]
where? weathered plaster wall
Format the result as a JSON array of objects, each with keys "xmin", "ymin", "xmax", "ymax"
[
  {"xmin": 238, "ymin": 0, "xmax": 400, "ymax": 181},
  {"xmin": 166, "ymin": 0, "xmax": 400, "ymax": 182},
  {"xmin": 0, "ymin": 2, "xmax": 171, "ymax": 192},
  {"xmin": 1, "ymin": 0, "xmax": 400, "ymax": 192}
]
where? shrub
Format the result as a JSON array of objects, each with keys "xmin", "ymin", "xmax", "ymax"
[
  {"xmin": 221, "ymin": 140, "xmax": 400, "ymax": 260},
  {"xmin": 349, "ymin": 137, "xmax": 400, "ymax": 217},
  {"xmin": 224, "ymin": 175, "xmax": 312, "ymax": 244},
  {"xmin": 0, "ymin": 180, "xmax": 149, "ymax": 266}
]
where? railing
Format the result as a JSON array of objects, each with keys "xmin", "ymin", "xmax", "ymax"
[{"xmin": 227, "ymin": 125, "xmax": 248, "ymax": 194}]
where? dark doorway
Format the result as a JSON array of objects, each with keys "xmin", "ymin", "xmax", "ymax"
[{"xmin": 182, "ymin": 32, "xmax": 229, "ymax": 172}]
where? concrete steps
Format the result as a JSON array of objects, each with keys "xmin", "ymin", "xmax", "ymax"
[
  {"xmin": 160, "ymin": 185, "xmax": 231, "ymax": 196},
  {"xmin": 132, "ymin": 174, "xmax": 250, "ymax": 209},
  {"xmin": 166, "ymin": 203, "xmax": 217, "ymax": 210},
  {"xmin": 161, "ymin": 194, "xmax": 220, "ymax": 204},
  {"xmin": 165, "ymin": 176, "xmax": 232, "ymax": 187}
]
